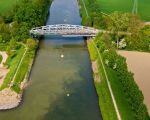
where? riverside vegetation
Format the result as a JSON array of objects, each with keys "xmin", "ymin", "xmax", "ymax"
[
  {"xmin": 0, "ymin": 0, "xmax": 52, "ymax": 108},
  {"xmin": 80, "ymin": 0, "xmax": 150, "ymax": 119},
  {"xmin": 88, "ymin": 34, "xmax": 150, "ymax": 120}
]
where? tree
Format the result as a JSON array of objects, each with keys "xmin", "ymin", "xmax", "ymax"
[
  {"xmin": 26, "ymin": 38, "xmax": 37, "ymax": 50},
  {"xmin": 6, "ymin": 38, "xmax": 16, "ymax": 55}
]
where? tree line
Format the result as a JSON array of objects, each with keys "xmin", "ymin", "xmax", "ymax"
[
  {"xmin": 79, "ymin": 0, "xmax": 150, "ymax": 52},
  {"xmin": 0, "ymin": 0, "xmax": 52, "ymax": 48}
]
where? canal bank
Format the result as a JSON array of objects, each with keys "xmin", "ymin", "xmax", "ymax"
[{"xmin": 0, "ymin": 0, "xmax": 102, "ymax": 119}]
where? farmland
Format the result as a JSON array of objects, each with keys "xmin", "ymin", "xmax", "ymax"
[
  {"xmin": 0, "ymin": 0, "xmax": 19, "ymax": 13},
  {"xmin": 97, "ymin": 0, "xmax": 150, "ymax": 21}
]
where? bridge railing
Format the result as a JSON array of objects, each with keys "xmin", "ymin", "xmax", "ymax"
[{"xmin": 30, "ymin": 24, "xmax": 99, "ymax": 36}]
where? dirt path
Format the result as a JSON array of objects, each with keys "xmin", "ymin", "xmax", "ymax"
[
  {"xmin": 118, "ymin": 50, "xmax": 150, "ymax": 114},
  {"xmin": 0, "ymin": 51, "xmax": 8, "ymax": 67},
  {"xmin": 145, "ymin": 22, "xmax": 150, "ymax": 25},
  {"xmin": 0, "ymin": 52, "xmax": 9, "ymax": 86},
  {"xmin": 0, "ymin": 68, "xmax": 9, "ymax": 86}
]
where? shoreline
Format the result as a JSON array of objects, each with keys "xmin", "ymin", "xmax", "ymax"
[{"xmin": 0, "ymin": 49, "xmax": 36, "ymax": 110}]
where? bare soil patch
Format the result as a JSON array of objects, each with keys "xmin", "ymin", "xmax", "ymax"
[
  {"xmin": 118, "ymin": 50, "xmax": 150, "ymax": 114},
  {"xmin": 92, "ymin": 61, "xmax": 101, "ymax": 82}
]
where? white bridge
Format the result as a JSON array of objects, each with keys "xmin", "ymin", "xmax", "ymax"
[{"xmin": 30, "ymin": 24, "xmax": 99, "ymax": 37}]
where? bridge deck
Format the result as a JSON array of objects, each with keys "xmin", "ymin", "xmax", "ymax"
[{"xmin": 30, "ymin": 24, "xmax": 99, "ymax": 37}]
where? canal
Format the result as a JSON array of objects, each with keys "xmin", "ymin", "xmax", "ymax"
[{"xmin": 0, "ymin": 0, "xmax": 102, "ymax": 120}]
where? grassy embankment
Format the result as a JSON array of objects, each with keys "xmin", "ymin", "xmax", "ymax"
[
  {"xmin": 0, "ymin": 43, "xmax": 36, "ymax": 93},
  {"xmin": 87, "ymin": 40, "xmax": 118, "ymax": 120},
  {"xmin": 80, "ymin": 0, "xmax": 119, "ymax": 119},
  {"xmin": 79, "ymin": 0, "xmax": 90, "ymax": 25},
  {"xmin": 88, "ymin": 40, "xmax": 137, "ymax": 120}
]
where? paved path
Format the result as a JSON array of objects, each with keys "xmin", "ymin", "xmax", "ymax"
[
  {"xmin": 81, "ymin": 0, "xmax": 89, "ymax": 17},
  {"xmin": 10, "ymin": 46, "xmax": 28, "ymax": 87}
]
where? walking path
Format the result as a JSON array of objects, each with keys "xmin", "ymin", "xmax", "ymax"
[
  {"xmin": 81, "ymin": 0, "xmax": 89, "ymax": 17},
  {"xmin": 132, "ymin": 0, "xmax": 138, "ymax": 14},
  {"xmin": 0, "ymin": 52, "xmax": 9, "ymax": 86},
  {"xmin": 10, "ymin": 46, "xmax": 28, "ymax": 87},
  {"xmin": 91, "ymin": 40, "xmax": 122, "ymax": 120}
]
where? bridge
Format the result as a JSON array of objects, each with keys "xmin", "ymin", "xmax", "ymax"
[{"xmin": 30, "ymin": 24, "xmax": 99, "ymax": 37}]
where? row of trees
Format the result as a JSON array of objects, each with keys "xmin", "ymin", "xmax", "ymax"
[
  {"xmin": 80, "ymin": 0, "xmax": 103, "ymax": 28},
  {"xmin": 94, "ymin": 33, "xmax": 150, "ymax": 120},
  {"xmin": 79, "ymin": 0, "xmax": 150, "ymax": 52},
  {"xmin": 103, "ymin": 12, "xmax": 150, "ymax": 51},
  {"xmin": 0, "ymin": 0, "xmax": 52, "ymax": 49}
]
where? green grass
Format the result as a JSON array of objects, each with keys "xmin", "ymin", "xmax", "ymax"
[
  {"xmin": 106, "ymin": 67, "xmax": 135, "ymax": 120},
  {"xmin": 12, "ymin": 51, "xmax": 31, "ymax": 93},
  {"xmin": 88, "ymin": 40, "xmax": 118, "ymax": 120},
  {"xmin": 0, "ymin": 54, "xmax": 2, "ymax": 64},
  {"xmin": 138, "ymin": 0, "xmax": 150, "ymax": 21},
  {"xmin": 87, "ymin": 41, "xmax": 97, "ymax": 61},
  {"xmin": 96, "ymin": 58, "xmax": 118, "ymax": 120},
  {"xmin": 0, "ymin": 43, "xmax": 8, "ymax": 51},
  {"xmin": 88, "ymin": 40, "xmax": 137, "ymax": 120},
  {"xmin": 0, "ymin": 48, "xmax": 25, "ymax": 90},
  {"xmin": 97, "ymin": 0, "xmax": 150, "ymax": 21},
  {"xmin": 79, "ymin": 0, "xmax": 90, "ymax": 24},
  {"xmin": 0, "ymin": 46, "xmax": 32, "ymax": 93},
  {"xmin": 0, "ymin": 0, "xmax": 20, "ymax": 13},
  {"xmin": 97, "ymin": 0, "xmax": 132, "ymax": 13}
]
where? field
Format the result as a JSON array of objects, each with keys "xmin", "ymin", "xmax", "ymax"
[
  {"xmin": 97, "ymin": 0, "xmax": 150, "ymax": 21},
  {"xmin": 118, "ymin": 50, "xmax": 150, "ymax": 114},
  {"xmin": 0, "ymin": 0, "xmax": 19, "ymax": 13}
]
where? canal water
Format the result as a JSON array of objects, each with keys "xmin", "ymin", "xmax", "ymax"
[{"xmin": 0, "ymin": 0, "xmax": 102, "ymax": 120}]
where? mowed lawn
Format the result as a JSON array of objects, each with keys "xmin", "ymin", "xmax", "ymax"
[
  {"xmin": 0, "ymin": 0, "xmax": 19, "ymax": 13},
  {"xmin": 97, "ymin": 0, "xmax": 150, "ymax": 21},
  {"xmin": 138, "ymin": 0, "xmax": 150, "ymax": 21}
]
